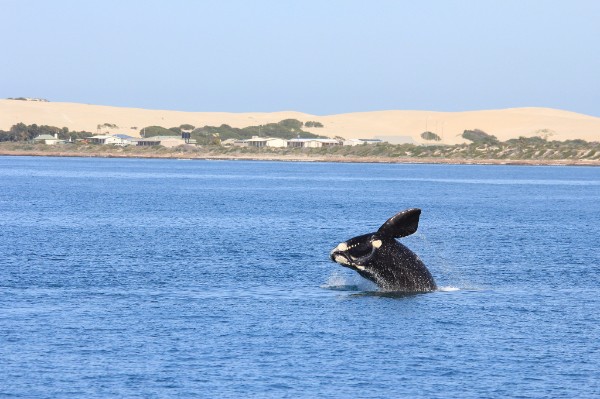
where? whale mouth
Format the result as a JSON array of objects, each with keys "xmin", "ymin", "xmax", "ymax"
[
  {"xmin": 330, "ymin": 250, "xmax": 353, "ymax": 267},
  {"xmin": 330, "ymin": 249, "xmax": 373, "ymax": 272}
]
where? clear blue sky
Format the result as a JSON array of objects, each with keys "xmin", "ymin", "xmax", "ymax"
[{"xmin": 2, "ymin": 0, "xmax": 599, "ymax": 116}]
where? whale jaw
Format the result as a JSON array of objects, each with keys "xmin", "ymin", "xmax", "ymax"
[{"xmin": 330, "ymin": 248, "xmax": 367, "ymax": 272}]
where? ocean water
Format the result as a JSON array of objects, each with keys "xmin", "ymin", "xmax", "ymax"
[{"xmin": 0, "ymin": 156, "xmax": 599, "ymax": 398}]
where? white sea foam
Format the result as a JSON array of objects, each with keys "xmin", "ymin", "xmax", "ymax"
[
  {"xmin": 321, "ymin": 271, "xmax": 377, "ymax": 291},
  {"xmin": 438, "ymin": 286, "xmax": 461, "ymax": 292}
]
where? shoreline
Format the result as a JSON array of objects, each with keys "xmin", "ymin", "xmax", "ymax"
[{"xmin": 1, "ymin": 149, "xmax": 599, "ymax": 166}]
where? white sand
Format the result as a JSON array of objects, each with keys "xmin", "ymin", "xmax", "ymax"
[{"xmin": 1, "ymin": 100, "xmax": 599, "ymax": 144}]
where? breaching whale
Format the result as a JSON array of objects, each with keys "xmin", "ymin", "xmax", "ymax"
[{"xmin": 330, "ymin": 208, "xmax": 436, "ymax": 292}]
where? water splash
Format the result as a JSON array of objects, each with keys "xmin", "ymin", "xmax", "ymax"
[
  {"xmin": 410, "ymin": 232, "xmax": 476, "ymax": 289},
  {"xmin": 437, "ymin": 286, "xmax": 461, "ymax": 292},
  {"xmin": 322, "ymin": 233, "xmax": 479, "ymax": 293},
  {"xmin": 321, "ymin": 270, "xmax": 377, "ymax": 291}
]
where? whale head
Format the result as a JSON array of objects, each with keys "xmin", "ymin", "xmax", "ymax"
[
  {"xmin": 329, "ymin": 233, "xmax": 384, "ymax": 272},
  {"xmin": 330, "ymin": 208, "xmax": 436, "ymax": 292}
]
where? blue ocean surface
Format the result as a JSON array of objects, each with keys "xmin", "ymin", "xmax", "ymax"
[{"xmin": 1, "ymin": 156, "xmax": 599, "ymax": 398}]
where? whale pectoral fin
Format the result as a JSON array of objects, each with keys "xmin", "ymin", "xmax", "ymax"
[{"xmin": 377, "ymin": 208, "xmax": 421, "ymax": 238}]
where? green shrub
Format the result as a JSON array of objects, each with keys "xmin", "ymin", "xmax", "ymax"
[
  {"xmin": 421, "ymin": 131, "xmax": 441, "ymax": 141},
  {"xmin": 462, "ymin": 129, "xmax": 498, "ymax": 144},
  {"xmin": 140, "ymin": 126, "xmax": 177, "ymax": 137}
]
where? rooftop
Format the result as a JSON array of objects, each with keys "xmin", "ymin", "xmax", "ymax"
[
  {"xmin": 87, "ymin": 134, "xmax": 115, "ymax": 139},
  {"xmin": 138, "ymin": 136, "xmax": 182, "ymax": 141},
  {"xmin": 34, "ymin": 134, "xmax": 59, "ymax": 140},
  {"xmin": 288, "ymin": 138, "xmax": 339, "ymax": 143}
]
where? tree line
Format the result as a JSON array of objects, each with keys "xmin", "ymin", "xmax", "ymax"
[
  {"xmin": 141, "ymin": 119, "xmax": 328, "ymax": 143},
  {"xmin": 0, "ymin": 123, "xmax": 92, "ymax": 142}
]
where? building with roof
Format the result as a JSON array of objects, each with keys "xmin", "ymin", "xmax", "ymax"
[
  {"xmin": 136, "ymin": 136, "xmax": 186, "ymax": 148},
  {"xmin": 246, "ymin": 136, "xmax": 288, "ymax": 148},
  {"xmin": 87, "ymin": 134, "xmax": 124, "ymax": 145},
  {"xmin": 113, "ymin": 134, "xmax": 138, "ymax": 146},
  {"xmin": 287, "ymin": 138, "xmax": 341, "ymax": 148},
  {"xmin": 32, "ymin": 133, "xmax": 65, "ymax": 145}
]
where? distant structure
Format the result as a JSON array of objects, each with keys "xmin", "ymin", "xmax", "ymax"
[
  {"xmin": 343, "ymin": 138, "xmax": 384, "ymax": 146},
  {"xmin": 223, "ymin": 137, "xmax": 384, "ymax": 148},
  {"xmin": 246, "ymin": 136, "xmax": 288, "ymax": 148},
  {"xmin": 136, "ymin": 136, "xmax": 186, "ymax": 148},
  {"xmin": 32, "ymin": 133, "xmax": 64, "ymax": 145},
  {"xmin": 181, "ymin": 129, "xmax": 192, "ymax": 144},
  {"xmin": 86, "ymin": 134, "xmax": 137, "ymax": 146},
  {"xmin": 287, "ymin": 138, "xmax": 341, "ymax": 148},
  {"xmin": 51, "ymin": 132, "xmax": 385, "ymax": 149}
]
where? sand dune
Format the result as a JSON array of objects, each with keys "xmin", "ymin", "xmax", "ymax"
[{"xmin": 1, "ymin": 99, "xmax": 599, "ymax": 145}]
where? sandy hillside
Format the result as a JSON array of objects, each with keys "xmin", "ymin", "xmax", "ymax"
[{"xmin": 1, "ymin": 99, "xmax": 599, "ymax": 144}]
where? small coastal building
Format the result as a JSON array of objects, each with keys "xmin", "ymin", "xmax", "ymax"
[
  {"xmin": 287, "ymin": 138, "xmax": 341, "ymax": 148},
  {"xmin": 114, "ymin": 134, "xmax": 138, "ymax": 146},
  {"xmin": 33, "ymin": 133, "xmax": 64, "ymax": 145},
  {"xmin": 87, "ymin": 134, "xmax": 124, "ymax": 145},
  {"xmin": 136, "ymin": 138, "xmax": 161, "ymax": 147},
  {"xmin": 136, "ymin": 136, "xmax": 186, "ymax": 148},
  {"xmin": 86, "ymin": 134, "xmax": 143, "ymax": 146},
  {"xmin": 246, "ymin": 136, "xmax": 288, "ymax": 148}
]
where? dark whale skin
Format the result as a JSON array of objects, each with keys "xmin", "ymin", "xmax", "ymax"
[{"xmin": 330, "ymin": 208, "xmax": 436, "ymax": 292}]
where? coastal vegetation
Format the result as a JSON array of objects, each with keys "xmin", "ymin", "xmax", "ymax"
[
  {"xmin": 421, "ymin": 131, "xmax": 441, "ymax": 141},
  {"xmin": 140, "ymin": 126, "xmax": 176, "ymax": 137},
  {"xmin": 0, "ymin": 123, "xmax": 92, "ymax": 142},
  {"xmin": 462, "ymin": 129, "xmax": 499, "ymax": 144},
  {"xmin": 1, "ymin": 135, "xmax": 599, "ymax": 164},
  {"xmin": 304, "ymin": 121, "xmax": 324, "ymax": 128},
  {"xmin": 311, "ymin": 136, "xmax": 600, "ymax": 161},
  {"xmin": 1, "ymin": 122, "xmax": 599, "ymax": 164},
  {"xmin": 141, "ymin": 119, "xmax": 327, "ymax": 142}
]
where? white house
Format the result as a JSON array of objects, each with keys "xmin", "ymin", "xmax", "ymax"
[
  {"xmin": 287, "ymin": 138, "xmax": 341, "ymax": 148},
  {"xmin": 33, "ymin": 133, "xmax": 64, "ymax": 145},
  {"xmin": 87, "ymin": 134, "xmax": 125, "ymax": 145},
  {"xmin": 246, "ymin": 136, "xmax": 288, "ymax": 148},
  {"xmin": 114, "ymin": 134, "xmax": 138, "ymax": 146}
]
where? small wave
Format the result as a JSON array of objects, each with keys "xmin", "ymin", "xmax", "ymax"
[{"xmin": 323, "ymin": 284, "xmax": 362, "ymax": 291}]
